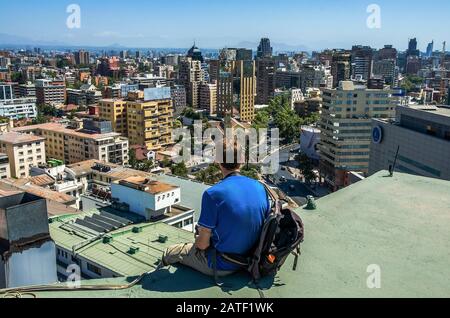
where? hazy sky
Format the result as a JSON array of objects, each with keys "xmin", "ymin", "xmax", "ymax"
[{"xmin": 1, "ymin": 0, "xmax": 449, "ymax": 50}]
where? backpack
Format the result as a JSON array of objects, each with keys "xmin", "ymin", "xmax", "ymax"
[{"xmin": 210, "ymin": 181, "xmax": 305, "ymax": 284}]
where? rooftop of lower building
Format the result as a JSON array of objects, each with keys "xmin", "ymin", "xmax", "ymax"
[
  {"xmin": 17, "ymin": 171, "xmax": 450, "ymax": 298},
  {"xmin": 13, "ymin": 123, "xmax": 123, "ymax": 140},
  {"xmin": 0, "ymin": 131, "xmax": 45, "ymax": 145}
]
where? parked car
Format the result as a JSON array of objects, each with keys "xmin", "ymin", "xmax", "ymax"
[{"xmin": 280, "ymin": 176, "xmax": 287, "ymax": 182}]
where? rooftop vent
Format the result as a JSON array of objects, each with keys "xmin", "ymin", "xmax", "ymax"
[
  {"xmin": 128, "ymin": 246, "xmax": 140, "ymax": 255},
  {"xmin": 158, "ymin": 235, "xmax": 168, "ymax": 243},
  {"xmin": 305, "ymin": 195, "xmax": 317, "ymax": 210},
  {"xmin": 103, "ymin": 235, "xmax": 113, "ymax": 244},
  {"xmin": 132, "ymin": 226, "xmax": 143, "ymax": 233}
]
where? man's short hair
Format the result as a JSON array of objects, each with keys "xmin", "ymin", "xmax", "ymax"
[{"xmin": 220, "ymin": 137, "xmax": 243, "ymax": 171}]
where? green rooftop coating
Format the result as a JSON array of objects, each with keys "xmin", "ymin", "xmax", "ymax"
[
  {"xmin": 25, "ymin": 172, "xmax": 450, "ymax": 298},
  {"xmin": 49, "ymin": 214, "xmax": 194, "ymax": 277}
]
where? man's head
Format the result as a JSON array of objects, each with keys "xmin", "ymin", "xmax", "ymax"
[{"xmin": 217, "ymin": 137, "xmax": 244, "ymax": 176}]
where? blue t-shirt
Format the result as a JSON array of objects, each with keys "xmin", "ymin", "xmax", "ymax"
[{"xmin": 198, "ymin": 175, "xmax": 270, "ymax": 271}]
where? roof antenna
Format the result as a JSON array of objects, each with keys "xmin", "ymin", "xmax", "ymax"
[{"xmin": 389, "ymin": 145, "xmax": 400, "ymax": 177}]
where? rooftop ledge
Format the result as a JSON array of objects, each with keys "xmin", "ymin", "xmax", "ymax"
[{"xmin": 6, "ymin": 171, "xmax": 450, "ymax": 298}]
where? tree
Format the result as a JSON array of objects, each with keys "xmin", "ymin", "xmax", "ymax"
[
  {"xmin": 171, "ymin": 162, "xmax": 188, "ymax": 177},
  {"xmin": 240, "ymin": 164, "xmax": 260, "ymax": 180},
  {"xmin": 11, "ymin": 72, "xmax": 24, "ymax": 84},
  {"xmin": 252, "ymin": 110, "xmax": 270, "ymax": 130},
  {"xmin": 400, "ymin": 75, "xmax": 424, "ymax": 93},
  {"xmin": 297, "ymin": 153, "xmax": 316, "ymax": 184},
  {"xmin": 266, "ymin": 94, "xmax": 303, "ymax": 144},
  {"xmin": 129, "ymin": 148, "xmax": 138, "ymax": 169},
  {"xmin": 195, "ymin": 164, "xmax": 222, "ymax": 184}
]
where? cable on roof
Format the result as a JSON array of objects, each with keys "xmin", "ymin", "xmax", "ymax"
[{"xmin": 0, "ymin": 262, "xmax": 165, "ymax": 298}]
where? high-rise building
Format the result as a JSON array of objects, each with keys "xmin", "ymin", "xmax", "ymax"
[
  {"xmin": 187, "ymin": 44, "xmax": 204, "ymax": 63},
  {"xmin": 170, "ymin": 84, "xmax": 187, "ymax": 116},
  {"xmin": 98, "ymin": 99, "xmax": 128, "ymax": 136},
  {"xmin": 236, "ymin": 48, "xmax": 253, "ymax": 61},
  {"xmin": 331, "ymin": 51, "xmax": 352, "ymax": 88},
  {"xmin": 426, "ymin": 41, "xmax": 434, "ymax": 58},
  {"xmin": 407, "ymin": 38, "xmax": 420, "ymax": 57},
  {"xmin": 178, "ymin": 58, "xmax": 204, "ymax": 108},
  {"xmin": 120, "ymin": 50, "xmax": 129, "ymax": 59},
  {"xmin": 378, "ymin": 45, "xmax": 398, "ymax": 60},
  {"xmin": 318, "ymin": 81, "xmax": 398, "ymax": 190},
  {"xmin": 256, "ymin": 58, "xmax": 275, "ymax": 104},
  {"xmin": 97, "ymin": 57, "xmax": 120, "ymax": 78},
  {"xmin": 208, "ymin": 60, "xmax": 220, "ymax": 83},
  {"xmin": 217, "ymin": 59, "xmax": 256, "ymax": 122},
  {"xmin": 351, "ymin": 46, "xmax": 373, "ymax": 80},
  {"xmin": 220, "ymin": 48, "xmax": 237, "ymax": 61},
  {"xmin": 74, "ymin": 50, "xmax": 90, "ymax": 65},
  {"xmin": 199, "ymin": 82, "xmax": 217, "ymax": 115},
  {"xmin": 372, "ymin": 59, "xmax": 399, "ymax": 86},
  {"xmin": 35, "ymin": 79, "xmax": 66, "ymax": 105},
  {"xmin": 126, "ymin": 87, "xmax": 173, "ymax": 151},
  {"xmin": 257, "ymin": 38, "xmax": 273, "ymax": 59},
  {"xmin": 406, "ymin": 56, "xmax": 421, "ymax": 75}
]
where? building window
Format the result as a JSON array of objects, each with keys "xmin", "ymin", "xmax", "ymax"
[
  {"xmin": 173, "ymin": 221, "xmax": 183, "ymax": 229},
  {"xmin": 87, "ymin": 262, "xmax": 102, "ymax": 276}
]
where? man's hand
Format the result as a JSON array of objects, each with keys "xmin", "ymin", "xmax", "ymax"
[{"xmin": 195, "ymin": 226, "xmax": 212, "ymax": 250}]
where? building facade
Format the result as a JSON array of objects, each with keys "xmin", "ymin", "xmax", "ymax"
[
  {"xmin": 12, "ymin": 121, "xmax": 129, "ymax": 165},
  {"xmin": 0, "ymin": 132, "xmax": 46, "ymax": 178},
  {"xmin": 98, "ymin": 99, "xmax": 128, "ymax": 136},
  {"xmin": 318, "ymin": 81, "xmax": 398, "ymax": 190},
  {"xmin": 199, "ymin": 82, "xmax": 217, "ymax": 115},
  {"xmin": 256, "ymin": 58, "xmax": 275, "ymax": 104},
  {"xmin": 0, "ymin": 153, "xmax": 10, "ymax": 179},
  {"xmin": 178, "ymin": 58, "xmax": 203, "ymax": 108},
  {"xmin": 126, "ymin": 88, "xmax": 173, "ymax": 151},
  {"xmin": 369, "ymin": 105, "xmax": 450, "ymax": 181},
  {"xmin": 35, "ymin": 79, "xmax": 66, "ymax": 105}
]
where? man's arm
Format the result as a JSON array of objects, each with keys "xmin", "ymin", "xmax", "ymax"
[{"xmin": 195, "ymin": 226, "xmax": 212, "ymax": 250}]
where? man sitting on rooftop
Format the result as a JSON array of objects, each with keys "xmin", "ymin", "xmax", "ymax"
[{"xmin": 162, "ymin": 139, "xmax": 270, "ymax": 277}]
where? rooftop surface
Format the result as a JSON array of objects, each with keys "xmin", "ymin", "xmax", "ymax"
[
  {"xmin": 49, "ymin": 213, "xmax": 193, "ymax": 277},
  {"xmin": 13, "ymin": 123, "xmax": 122, "ymax": 140},
  {"xmin": 0, "ymin": 131, "xmax": 45, "ymax": 144},
  {"xmin": 117, "ymin": 176, "xmax": 178, "ymax": 195},
  {"xmin": 0, "ymin": 178, "xmax": 76, "ymax": 205},
  {"xmin": 23, "ymin": 171, "xmax": 450, "ymax": 298},
  {"xmin": 66, "ymin": 160, "xmax": 153, "ymax": 181}
]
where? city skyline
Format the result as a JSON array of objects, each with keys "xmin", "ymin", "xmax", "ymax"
[{"xmin": 0, "ymin": 0, "xmax": 449, "ymax": 51}]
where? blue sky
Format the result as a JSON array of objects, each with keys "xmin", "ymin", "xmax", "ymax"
[{"xmin": 1, "ymin": 0, "xmax": 449, "ymax": 50}]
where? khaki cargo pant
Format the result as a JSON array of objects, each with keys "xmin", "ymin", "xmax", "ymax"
[{"xmin": 162, "ymin": 243, "xmax": 235, "ymax": 277}]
